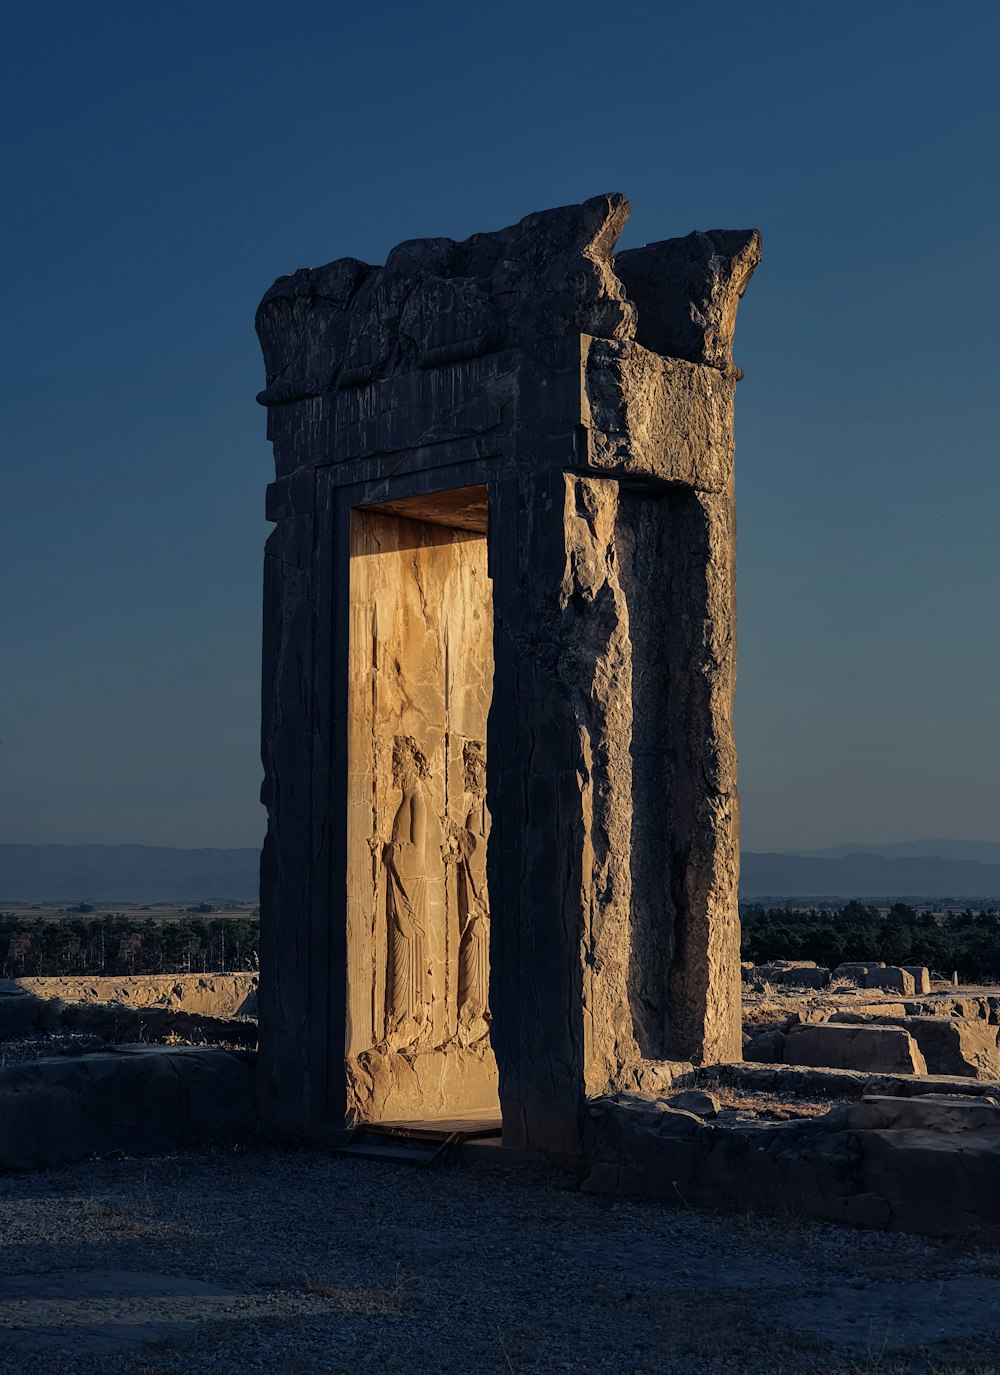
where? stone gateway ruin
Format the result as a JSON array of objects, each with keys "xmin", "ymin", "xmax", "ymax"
[
  {"xmin": 8, "ymin": 190, "xmax": 1000, "ymax": 1246},
  {"xmin": 254, "ymin": 194, "xmax": 760, "ymax": 1154}
]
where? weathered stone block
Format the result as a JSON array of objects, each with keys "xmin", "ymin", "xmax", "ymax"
[
  {"xmin": 833, "ymin": 962, "xmax": 875, "ymax": 984},
  {"xmin": 832, "ymin": 1013, "xmax": 1000, "ymax": 1080},
  {"xmin": 845, "ymin": 1003, "xmax": 909, "ymax": 1019},
  {"xmin": 780, "ymin": 966, "xmax": 830, "ymax": 989},
  {"xmin": 614, "ymin": 229, "xmax": 760, "ymax": 371},
  {"xmin": 903, "ymin": 966, "xmax": 932, "ymax": 995},
  {"xmin": 848, "ymin": 1094, "xmax": 1000, "ymax": 1133},
  {"xmin": 665, "ymin": 1089, "xmax": 721, "ymax": 1117},
  {"xmin": 0, "ymin": 987, "xmax": 40, "ymax": 1039},
  {"xmin": 864, "ymin": 967, "xmax": 916, "ymax": 995},
  {"xmin": 743, "ymin": 1029, "xmax": 786, "ymax": 1062},
  {"xmin": 783, "ymin": 1023, "xmax": 927, "ymax": 1075}
]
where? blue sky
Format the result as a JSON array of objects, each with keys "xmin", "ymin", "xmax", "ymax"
[{"xmin": 2, "ymin": 0, "xmax": 998, "ymax": 851}]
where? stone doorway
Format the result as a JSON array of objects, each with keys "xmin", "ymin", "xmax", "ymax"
[
  {"xmin": 346, "ymin": 486, "xmax": 499, "ymax": 1125},
  {"xmin": 255, "ymin": 194, "xmax": 760, "ymax": 1155}
]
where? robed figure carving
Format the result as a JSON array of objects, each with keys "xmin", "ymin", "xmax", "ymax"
[
  {"xmin": 454, "ymin": 740, "xmax": 491, "ymax": 1044},
  {"xmin": 383, "ymin": 735, "xmax": 436, "ymax": 1047}
]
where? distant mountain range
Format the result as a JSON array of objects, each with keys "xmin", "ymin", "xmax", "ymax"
[
  {"xmin": 742, "ymin": 845, "xmax": 1000, "ymax": 899},
  {"xmin": 2, "ymin": 840, "xmax": 999, "ymax": 904},
  {"xmin": 0, "ymin": 845, "xmax": 259, "ymax": 902},
  {"xmin": 788, "ymin": 840, "xmax": 1000, "ymax": 866}
]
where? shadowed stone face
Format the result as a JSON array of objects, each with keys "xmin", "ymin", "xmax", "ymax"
[
  {"xmin": 255, "ymin": 193, "xmax": 639, "ymax": 405},
  {"xmin": 255, "ymin": 195, "xmax": 759, "ymax": 1152}
]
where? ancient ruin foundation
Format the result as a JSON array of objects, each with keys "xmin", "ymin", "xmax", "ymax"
[{"xmin": 255, "ymin": 194, "xmax": 760, "ymax": 1153}]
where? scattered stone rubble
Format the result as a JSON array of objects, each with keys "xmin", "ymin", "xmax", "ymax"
[
  {"xmin": 742, "ymin": 959, "xmax": 936, "ymax": 995},
  {"xmin": 741, "ymin": 961, "xmax": 1000, "ymax": 1081}
]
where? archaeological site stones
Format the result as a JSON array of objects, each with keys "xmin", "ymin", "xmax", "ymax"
[{"xmin": 254, "ymin": 194, "xmax": 760, "ymax": 1152}]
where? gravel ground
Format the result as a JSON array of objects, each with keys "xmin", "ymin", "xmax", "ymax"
[{"xmin": 3, "ymin": 1143, "xmax": 1000, "ymax": 1374}]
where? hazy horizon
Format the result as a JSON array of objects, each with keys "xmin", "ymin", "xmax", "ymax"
[
  {"xmin": 7, "ymin": 839, "xmax": 1000, "ymax": 905},
  {"xmin": 3, "ymin": 1, "xmax": 998, "ymax": 852}
]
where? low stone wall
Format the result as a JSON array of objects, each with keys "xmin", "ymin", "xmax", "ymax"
[
  {"xmin": 0, "ymin": 1046, "xmax": 256, "ymax": 1171},
  {"xmin": 584, "ymin": 1079, "xmax": 1000, "ymax": 1236}
]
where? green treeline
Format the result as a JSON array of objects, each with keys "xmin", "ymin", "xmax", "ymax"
[
  {"xmin": 11, "ymin": 904, "xmax": 1000, "ymax": 983},
  {"xmin": 0, "ymin": 914, "xmax": 259, "ymax": 978},
  {"xmin": 742, "ymin": 901, "xmax": 1000, "ymax": 982}
]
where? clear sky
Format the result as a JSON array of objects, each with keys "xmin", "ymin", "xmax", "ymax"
[{"xmin": 2, "ymin": 0, "xmax": 998, "ymax": 853}]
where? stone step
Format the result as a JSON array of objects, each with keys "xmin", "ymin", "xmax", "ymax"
[{"xmin": 333, "ymin": 1128, "xmax": 461, "ymax": 1168}]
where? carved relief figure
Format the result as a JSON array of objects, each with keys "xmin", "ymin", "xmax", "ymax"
[
  {"xmin": 383, "ymin": 735, "xmax": 436, "ymax": 1046},
  {"xmin": 453, "ymin": 740, "xmax": 491, "ymax": 1043}
]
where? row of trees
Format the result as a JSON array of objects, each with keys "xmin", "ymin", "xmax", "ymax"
[
  {"xmin": 741, "ymin": 901, "xmax": 1000, "ymax": 982},
  {"xmin": 0, "ymin": 914, "xmax": 259, "ymax": 978},
  {"xmin": 13, "ymin": 902, "xmax": 1000, "ymax": 983}
]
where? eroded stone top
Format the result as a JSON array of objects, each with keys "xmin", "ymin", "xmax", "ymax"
[{"xmin": 255, "ymin": 194, "xmax": 759, "ymax": 406}]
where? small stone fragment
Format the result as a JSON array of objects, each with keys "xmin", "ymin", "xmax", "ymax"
[
  {"xmin": 665, "ymin": 1089, "xmax": 721, "ymax": 1118},
  {"xmin": 903, "ymin": 966, "xmax": 932, "ymax": 996}
]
